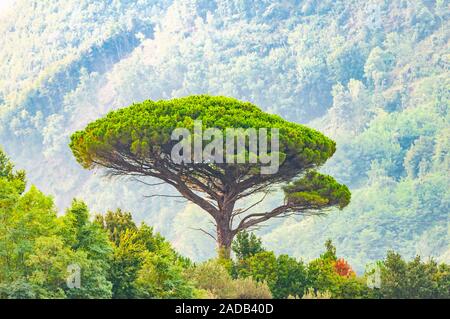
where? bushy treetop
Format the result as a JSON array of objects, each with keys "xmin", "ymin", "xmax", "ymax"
[{"xmin": 70, "ymin": 95, "xmax": 336, "ymax": 171}]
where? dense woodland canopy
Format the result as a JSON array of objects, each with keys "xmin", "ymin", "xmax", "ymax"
[{"xmin": 0, "ymin": 0, "xmax": 449, "ymax": 272}]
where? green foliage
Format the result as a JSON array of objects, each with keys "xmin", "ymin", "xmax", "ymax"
[
  {"xmin": 284, "ymin": 172, "xmax": 351, "ymax": 209},
  {"xmin": 108, "ymin": 229, "xmax": 145, "ymax": 298},
  {"xmin": 61, "ymin": 200, "xmax": 112, "ymax": 262},
  {"xmin": 96, "ymin": 208, "xmax": 191, "ymax": 299},
  {"xmin": 135, "ymin": 248, "xmax": 195, "ymax": 299},
  {"xmin": 187, "ymin": 260, "xmax": 237, "ymax": 299},
  {"xmin": 0, "ymin": 153, "xmax": 448, "ymax": 300},
  {"xmin": 0, "ymin": 178, "xmax": 58, "ymax": 284},
  {"xmin": 95, "ymin": 209, "xmax": 137, "ymax": 246},
  {"xmin": 273, "ymin": 255, "xmax": 309, "ymax": 299},
  {"xmin": 0, "ymin": 162, "xmax": 113, "ymax": 298},
  {"xmin": 232, "ymin": 237, "xmax": 374, "ymax": 299},
  {"xmin": 235, "ymin": 249, "xmax": 308, "ymax": 299},
  {"xmin": 321, "ymin": 239, "xmax": 338, "ymax": 261},
  {"xmin": 231, "ymin": 277, "xmax": 273, "ymax": 299},
  {"xmin": 306, "ymin": 241, "xmax": 372, "ymax": 299},
  {"xmin": 307, "ymin": 256, "xmax": 341, "ymax": 297},
  {"xmin": 301, "ymin": 288, "xmax": 332, "ymax": 299},
  {"xmin": 379, "ymin": 251, "xmax": 450, "ymax": 299},
  {"xmin": 25, "ymin": 236, "xmax": 76, "ymax": 298},
  {"xmin": 0, "ymin": 151, "xmax": 194, "ymax": 299},
  {"xmin": 187, "ymin": 259, "xmax": 272, "ymax": 299},
  {"xmin": 69, "ymin": 95, "xmax": 336, "ymax": 179},
  {"xmin": 237, "ymin": 251, "xmax": 278, "ymax": 287},
  {"xmin": 232, "ymin": 231, "xmax": 265, "ymax": 260},
  {"xmin": 0, "ymin": 147, "xmax": 26, "ymax": 194},
  {"xmin": 25, "ymin": 236, "xmax": 112, "ymax": 299},
  {"xmin": 0, "ymin": 279, "xmax": 37, "ymax": 299}
]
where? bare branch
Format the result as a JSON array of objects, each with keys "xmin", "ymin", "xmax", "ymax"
[
  {"xmin": 130, "ymin": 177, "xmax": 166, "ymax": 187},
  {"xmin": 144, "ymin": 194, "xmax": 186, "ymax": 199},
  {"xmin": 233, "ymin": 205, "xmax": 290, "ymax": 232},
  {"xmin": 189, "ymin": 227, "xmax": 217, "ymax": 241},
  {"xmin": 233, "ymin": 191, "xmax": 270, "ymax": 216}
]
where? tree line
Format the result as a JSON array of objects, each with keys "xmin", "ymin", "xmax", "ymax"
[{"xmin": 1, "ymin": 147, "xmax": 448, "ymax": 299}]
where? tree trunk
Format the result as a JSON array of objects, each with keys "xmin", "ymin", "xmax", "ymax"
[
  {"xmin": 215, "ymin": 199, "xmax": 235, "ymax": 259},
  {"xmin": 216, "ymin": 222, "xmax": 233, "ymax": 259}
]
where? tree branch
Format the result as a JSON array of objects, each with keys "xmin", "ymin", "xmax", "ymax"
[{"xmin": 189, "ymin": 227, "xmax": 217, "ymax": 241}]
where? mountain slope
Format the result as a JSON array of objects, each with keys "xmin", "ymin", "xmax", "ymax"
[{"xmin": 0, "ymin": 0, "xmax": 448, "ymax": 271}]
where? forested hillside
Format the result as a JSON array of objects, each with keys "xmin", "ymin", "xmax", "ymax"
[{"xmin": 0, "ymin": 0, "xmax": 449, "ymax": 272}]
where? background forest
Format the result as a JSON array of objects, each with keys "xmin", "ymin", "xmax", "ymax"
[{"xmin": 0, "ymin": 0, "xmax": 449, "ymax": 278}]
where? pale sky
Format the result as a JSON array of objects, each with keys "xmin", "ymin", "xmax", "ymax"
[{"xmin": 0, "ymin": 0, "xmax": 15, "ymax": 16}]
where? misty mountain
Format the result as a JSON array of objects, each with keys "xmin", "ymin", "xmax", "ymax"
[{"xmin": 0, "ymin": 0, "xmax": 448, "ymax": 271}]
